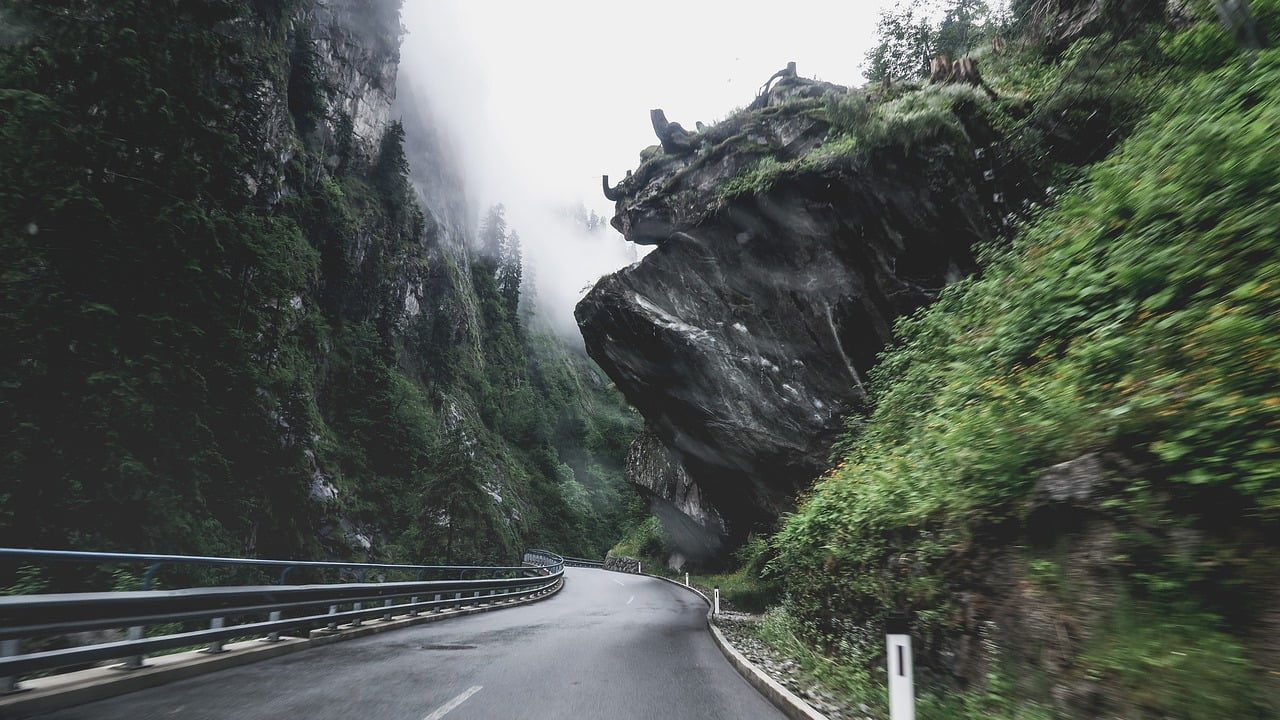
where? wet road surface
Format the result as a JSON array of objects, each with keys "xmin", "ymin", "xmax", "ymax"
[{"xmin": 36, "ymin": 567, "xmax": 785, "ymax": 720}]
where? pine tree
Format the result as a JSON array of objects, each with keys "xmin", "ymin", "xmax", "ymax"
[
  {"xmin": 479, "ymin": 203, "xmax": 507, "ymax": 260},
  {"xmin": 497, "ymin": 230, "xmax": 522, "ymax": 317}
]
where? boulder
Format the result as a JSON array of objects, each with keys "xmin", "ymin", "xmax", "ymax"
[
  {"xmin": 626, "ymin": 431, "xmax": 725, "ymax": 561},
  {"xmin": 578, "ymin": 75, "xmax": 1013, "ymax": 545}
]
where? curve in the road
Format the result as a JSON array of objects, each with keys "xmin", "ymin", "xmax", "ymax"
[{"xmin": 34, "ymin": 567, "xmax": 786, "ymax": 720}]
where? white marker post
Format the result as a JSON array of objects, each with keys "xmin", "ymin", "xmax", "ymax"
[
  {"xmin": 713, "ymin": 587, "xmax": 720, "ymax": 616},
  {"xmin": 684, "ymin": 572, "xmax": 689, "ymax": 587},
  {"xmin": 886, "ymin": 613, "xmax": 915, "ymax": 720}
]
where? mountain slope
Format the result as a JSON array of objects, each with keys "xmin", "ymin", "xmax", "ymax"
[{"xmin": 0, "ymin": 0, "xmax": 637, "ymax": 572}]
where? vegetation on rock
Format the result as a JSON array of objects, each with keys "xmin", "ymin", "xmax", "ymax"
[
  {"xmin": 0, "ymin": 0, "xmax": 638, "ymax": 589},
  {"xmin": 761, "ymin": 1, "xmax": 1280, "ymax": 716}
]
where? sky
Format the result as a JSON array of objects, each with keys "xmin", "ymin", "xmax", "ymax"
[{"xmin": 397, "ymin": 0, "xmax": 895, "ymax": 338}]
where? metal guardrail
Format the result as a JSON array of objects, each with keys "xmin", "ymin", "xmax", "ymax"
[
  {"xmin": 560, "ymin": 555, "xmax": 643, "ymax": 573},
  {"xmin": 0, "ymin": 548, "xmax": 565, "ymax": 691},
  {"xmin": 0, "ymin": 548, "xmax": 542, "ymax": 589}
]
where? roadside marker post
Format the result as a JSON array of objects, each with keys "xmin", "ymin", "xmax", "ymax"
[
  {"xmin": 265, "ymin": 611, "xmax": 282, "ymax": 641},
  {"xmin": 886, "ymin": 612, "xmax": 915, "ymax": 720},
  {"xmin": 205, "ymin": 617, "xmax": 226, "ymax": 654},
  {"xmin": 713, "ymin": 587, "xmax": 720, "ymax": 617},
  {"xmin": 684, "ymin": 572, "xmax": 689, "ymax": 587},
  {"xmin": 1, "ymin": 639, "xmax": 20, "ymax": 693},
  {"xmin": 123, "ymin": 625, "xmax": 145, "ymax": 669}
]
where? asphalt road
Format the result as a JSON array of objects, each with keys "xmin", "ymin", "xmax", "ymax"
[{"xmin": 36, "ymin": 568, "xmax": 786, "ymax": 720}]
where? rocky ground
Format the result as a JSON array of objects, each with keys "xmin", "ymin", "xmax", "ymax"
[{"xmin": 714, "ymin": 612, "xmax": 872, "ymax": 720}]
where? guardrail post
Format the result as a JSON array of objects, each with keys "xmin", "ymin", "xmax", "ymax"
[
  {"xmin": 326, "ymin": 604, "xmax": 338, "ymax": 631},
  {"xmin": 409, "ymin": 596, "xmax": 420, "ymax": 616},
  {"xmin": 205, "ymin": 618, "xmax": 226, "ymax": 653},
  {"xmin": 352, "ymin": 602, "xmax": 362, "ymax": 627},
  {"xmin": 1, "ymin": 639, "xmax": 20, "ymax": 693},
  {"xmin": 265, "ymin": 611, "xmax": 282, "ymax": 642},
  {"xmin": 383, "ymin": 599, "xmax": 393, "ymax": 621},
  {"xmin": 141, "ymin": 562, "xmax": 164, "ymax": 590},
  {"xmin": 713, "ymin": 587, "xmax": 720, "ymax": 617},
  {"xmin": 886, "ymin": 613, "xmax": 915, "ymax": 720},
  {"xmin": 123, "ymin": 625, "xmax": 145, "ymax": 669}
]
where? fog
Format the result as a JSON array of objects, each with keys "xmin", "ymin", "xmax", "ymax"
[{"xmin": 398, "ymin": 0, "xmax": 894, "ymax": 340}]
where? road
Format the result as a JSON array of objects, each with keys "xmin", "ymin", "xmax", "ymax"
[{"xmin": 36, "ymin": 568, "xmax": 786, "ymax": 720}]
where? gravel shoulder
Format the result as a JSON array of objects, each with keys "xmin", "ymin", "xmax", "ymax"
[{"xmin": 714, "ymin": 611, "xmax": 877, "ymax": 720}]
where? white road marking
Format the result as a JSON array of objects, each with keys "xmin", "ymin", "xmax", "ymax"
[
  {"xmin": 626, "ymin": 595, "xmax": 634, "ymax": 605},
  {"xmin": 422, "ymin": 685, "xmax": 482, "ymax": 720},
  {"xmin": 611, "ymin": 578, "xmax": 626, "ymax": 586}
]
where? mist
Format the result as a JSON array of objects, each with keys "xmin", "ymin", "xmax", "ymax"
[{"xmin": 397, "ymin": 0, "xmax": 895, "ymax": 341}]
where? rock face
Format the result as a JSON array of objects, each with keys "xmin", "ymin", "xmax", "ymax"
[
  {"xmin": 938, "ymin": 451, "xmax": 1280, "ymax": 717},
  {"xmin": 603, "ymin": 554, "xmax": 642, "ymax": 573},
  {"xmin": 307, "ymin": 0, "xmax": 401, "ymax": 143},
  {"xmin": 626, "ymin": 431, "xmax": 724, "ymax": 561},
  {"xmin": 577, "ymin": 73, "xmax": 1011, "ymax": 547},
  {"xmin": 1021, "ymin": 0, "xmax": 1172, "ymax": 49}
]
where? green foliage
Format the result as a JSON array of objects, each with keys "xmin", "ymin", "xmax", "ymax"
[
  {"xmin": 774, "ymin": 41, "xmax": 1280, "ymax": 718},
  {"xmin": 697, "ymin": 567, "xmax": 776, "ymax": 613},
  {"xmin": 718, "ymin": 157, "xmax": 791, "ymax": 200},
  {"xmin": 4, "ymin": 566, "xmax": 47, "ymax": 596},
  {"xmin": 0, "ymin": 0, "xmax": 322, "ymax": 556},
  {"xmin": 865, "ymin": 0, "xmax": 1009, "ymax": 83},
  {"xmin": 849, "ymin": 83, "xmax": 987, "ymax": 149},
  {"xmin": 1080, "ymin": 606, "xmax": 1262, "ymax": 718},
  {"xmin": 717, "ymin": 83, "xmax": 990, "ymax": 203},
  {"xmin": 1164, "ymin": 0, "xmax": 1280, "ymax": 69},
  {"xmin": 0, "ymin": 0, "xmax": 638, "ymax": 577},
  {"xmin": 755, "ymin": 606, "xmax": 887, "ymax": 712},
  {"xmin": 752, "ymin": 605, "xmax": 1052, "ymax": 720},
  {"xmin": 610, "ymin": 515, "xmax": 665, "ymax": 560}
]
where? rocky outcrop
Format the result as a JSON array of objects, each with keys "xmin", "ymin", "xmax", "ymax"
[
  {"xmin": 306, "ymin": 0, "xmax": 401, "ymax": 144},
  {"xmin": 627, "ymin": 431, "xmax": 724, "ymax": 561},
  {"xmin": 603, "ymin": 554, "xmax": 642, "ymax": 573},
  {"xmin": 904, "ymin": 450, "xmax": 1280, "ymax": 716},
  {"xmin": 577, "ymin": 72, "xmax": 1013, "ymax": 546},
  {"xmin": 1021, "ymin": 0, "xmax": 1171, "ymax": 50}
]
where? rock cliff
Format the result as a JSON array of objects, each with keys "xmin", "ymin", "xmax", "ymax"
[
  {"xmin": 578, "ymin": 72, "xmax": 1017, "ymax": 548},
  {"xmin": 0, "ymin": 0, "xmax": 637, "ymax": 562}
]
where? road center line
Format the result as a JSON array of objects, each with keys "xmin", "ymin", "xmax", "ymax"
[
  {"xmin": 611, "ymin": 578, "xmax": 625, "ymax": 586},
  {"xmin": 422, "ymin": 685, "xmax": 482, "ymax": 720},
  {"xmin": 626, "ymin": 595, "xmax": 634, "ymax": 605}
]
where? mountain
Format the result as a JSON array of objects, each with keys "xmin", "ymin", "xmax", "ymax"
[{"xmin": 0, "ymin": 0, "xmax": 639, "ymax": 569}]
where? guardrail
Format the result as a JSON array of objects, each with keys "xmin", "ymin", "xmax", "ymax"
[
  {"xmin": 0, "ymin": 548, "xmax": 564, "ymax": 692},
  {"xmin": 559, "ymin": 555, "xmax": 643, "ymax": 573}
]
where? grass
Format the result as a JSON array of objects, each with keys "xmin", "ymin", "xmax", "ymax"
[
  {"xmin": 1078, "ymin": 602, "xmax": 1262, "ymax": 718},
  {"xmin": 744, "ymin": 605, "xmax": 1055, "ymax": 720},
  {"xmin": 683, "ymin": 567, "xmax": 774, "ymax": 613},
  {"xmin": 608, "ymin": 515, "xmax": 664, "ymax": 560},
  {"xmin": 608, "ymin": 522, "xmax": 778, "ymax": 612},
  {"xmin": 715, "ymin": 82, "xmax": 994, "ymax": 204}
]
